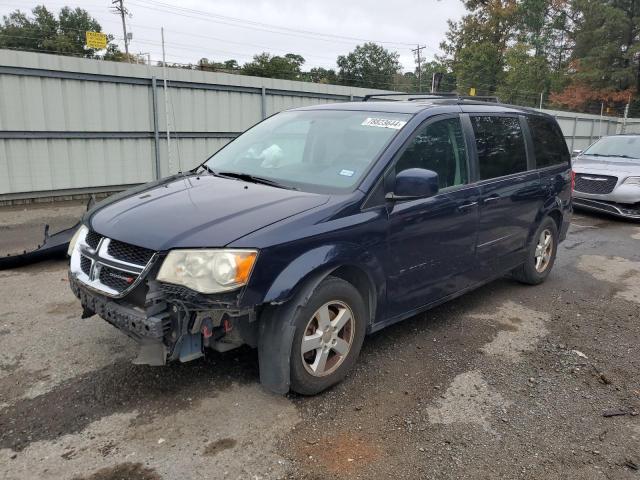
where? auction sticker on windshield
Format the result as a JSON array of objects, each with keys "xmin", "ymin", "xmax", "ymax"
[{"xmin": 361, "ymin": 117, "xmax": 407, "ymax": 129}]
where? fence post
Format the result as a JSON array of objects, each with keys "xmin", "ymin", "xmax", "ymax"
[
  {"xmin": 261, "ymin": 87, "xmax": 267, "ymax": 119},
  {"xmin": 151, "ymin": 76, "xmax": 161, "ymax": 180},
  {"xmin": 588, "ymin": 117, "xmax": 595, "ymax": 145},
  {"xmin": 570, "ymin": 117, "xmax": 578, "ymax": 151}
]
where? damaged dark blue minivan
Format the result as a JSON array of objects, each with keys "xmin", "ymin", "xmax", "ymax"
[{"xmin": 68, "ymin": 95, "xmax": 572, "ymax": 395}]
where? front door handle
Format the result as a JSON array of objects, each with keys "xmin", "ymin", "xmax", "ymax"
[
  {"xmin": 483, "ymin": 195, "xmax": 501, "ymax": 204},
  {"xmin": 457, "ymin": 201, "xmax": 478, "ymax": 212}
]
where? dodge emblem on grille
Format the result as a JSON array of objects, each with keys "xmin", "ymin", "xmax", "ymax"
[
  {"xmin": 581, "ymin": 176, "xmax": 608, "ymax": 181},
  {"xmin": 108, "ymin": 272, "xmax": 135, "ymax": 284}
]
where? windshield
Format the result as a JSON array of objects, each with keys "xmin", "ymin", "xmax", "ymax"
[
  {"xmin": 204, "ymin": 110, "xmax": 411, "ymax": 192},
  {"xmin": 583, "ymin": 136, "xmax": 640, "ymax": 159}
]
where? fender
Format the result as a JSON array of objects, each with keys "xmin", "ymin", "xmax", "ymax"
[
  {"xmin": 257, "ymin": 243, "xmax": 385, "ymax": 395},
  {"xmin": 262, "ymin": 243, "xmax": 386, "ymax": 309}
]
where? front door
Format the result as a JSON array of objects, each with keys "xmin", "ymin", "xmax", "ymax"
[{"xmin": 385, "ymin": 115, "xmax": 479, "ymax": 319}]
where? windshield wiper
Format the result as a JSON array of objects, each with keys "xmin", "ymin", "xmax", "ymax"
[
  {"xmin": 216, "ymin": 171, "xmax": 298, "ymax": 190},
  {"xmin": 606, "ymin": 154, "xmax": 638, "ymax": 159},
  {"xmin": 587, "ymin": 153, "xmax": 638, "ymax": 159}
]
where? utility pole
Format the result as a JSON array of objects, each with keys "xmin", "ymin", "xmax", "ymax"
[
  {"xmin": 112, "ymin": 0, "xmax": 130, "ymax": 61},
  {"xmin": 412, "ymin": 45, "xmax": 426, "ymax": 92},
  {"xmin": 539, "ymin": 91, "xmax": 544, "ymax": 110},
  {"xmin": 622, "ymin": 95, "xmax": 630, "ymax": 134},
  {"xmin": 161, "ymin": 27, "xmax": 173, "ymax": 173}
]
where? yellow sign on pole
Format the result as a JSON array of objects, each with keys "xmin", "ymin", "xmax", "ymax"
[
  {"xmin": 85, "ymin": 31, "xmax": 107, "ymax": 50},
  {"xmin": 469, "ymin": 87, "xmax": 477, "ymax": 96}
]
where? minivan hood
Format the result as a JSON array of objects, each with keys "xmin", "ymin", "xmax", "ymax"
[
  {"xmin": 573, "ymin": 155, "xmax": 640, "ymax": 175},
  {"xmin": 88, "ymin": 174, "xmax": 330, "ymax": 251}
]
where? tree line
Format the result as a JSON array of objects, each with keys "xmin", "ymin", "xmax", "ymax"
[
  {"xmin": 439, "ymin": 0, "xmax": 639, "ymax": 115},
  {"xmin": 1, "ymin": 2, "xmax": 638, "ymax": 115}
]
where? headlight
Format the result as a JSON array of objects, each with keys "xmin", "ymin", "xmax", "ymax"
[
  {"xmin": 67, "ymin": 225, "xmax": 88, "ymax": 256},
  {"xmin": 157, "ymin": 249, "xmax": 258, "ymax": 294},
  {"xmin": 622, "ymin": 176, "xmax": 640, "ymax": 185}
]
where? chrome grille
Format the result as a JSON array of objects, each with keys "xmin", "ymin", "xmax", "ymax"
[
  {"xmin": 574, "ymin": 174, "xmax": 618, "ymax": 194},
  {"xmin": 70, "ymin": 229, "xmax": 156, "ymax": 297}
]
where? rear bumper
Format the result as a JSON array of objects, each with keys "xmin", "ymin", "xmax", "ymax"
[{"xmin": 573, "ymin": 197, "xmax": 640, "ymax": 220}]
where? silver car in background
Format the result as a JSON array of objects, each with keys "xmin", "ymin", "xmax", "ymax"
[{"xmin": 572, "ymin": 134, "xmax": 640, "ymax": 219}]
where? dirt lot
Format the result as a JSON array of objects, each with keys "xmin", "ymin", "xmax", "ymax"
[{"xmin": 0, "ymin": 205, "xmax": 639, "ymax": 480}]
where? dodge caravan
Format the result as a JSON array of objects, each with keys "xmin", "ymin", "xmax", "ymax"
[{"xmin": 68, "ymin": 96, "xmax": 572, "ymax": 395}]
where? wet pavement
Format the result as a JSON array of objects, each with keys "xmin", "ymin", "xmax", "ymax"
[{"xmin": 0, "ymin": 206, "xmax": 639, "ymax": 479}]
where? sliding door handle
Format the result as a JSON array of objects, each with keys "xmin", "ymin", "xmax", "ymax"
[
  {"xmin": 483, "ymin": 195, "xmax": 501, "ymax": 204},
  {"xmin": 457, "ymin": 201, "xmax": 478, "ymax": 212}
]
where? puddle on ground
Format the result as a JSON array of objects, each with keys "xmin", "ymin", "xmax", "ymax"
[{"xmin": 203, "ymin": 437, "xmax": 237, "ymax": 456}]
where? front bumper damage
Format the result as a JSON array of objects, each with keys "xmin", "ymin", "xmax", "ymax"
[{"xmin": 69, "ymin": 274, "xmax": 258, "ymax": 366}]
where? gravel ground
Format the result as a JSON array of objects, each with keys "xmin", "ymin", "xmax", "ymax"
[{"xmin": 0, "ymin": 206, "xmax": 639, "ymax": 480}]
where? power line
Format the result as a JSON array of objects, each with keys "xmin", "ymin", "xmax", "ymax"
[{"xmin": 129, "ymin": 0, "xmax": 417, "ymax": 47}]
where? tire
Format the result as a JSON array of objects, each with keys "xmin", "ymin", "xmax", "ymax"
[
  {"xmin": 512, "ymin": 217, "xmax": 558, "ymax": 285},
  {"xmin": 289, "ymin": 276, "xmax": 367, "ymax": 395}
]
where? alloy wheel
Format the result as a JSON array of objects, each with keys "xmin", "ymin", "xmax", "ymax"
[
  {"xmin": 534, "ymin": 228, "xmax": 554, "ymax": 273},
  {"xmin": 300, "ymin": 301, "xmax": 355, "ymax": 377}
]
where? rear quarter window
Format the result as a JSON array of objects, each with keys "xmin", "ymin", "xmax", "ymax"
[{"xmin": 527, "ymin": 116, "xmax": 570, "ymax": 168}]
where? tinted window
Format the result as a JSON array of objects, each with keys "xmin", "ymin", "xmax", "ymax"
[
  {"xmin": 471, "ymin": 116, "xmax": 527, "ymax": 180},
  {"xmin": 396, "ymin": 117, "xmax": 468, "ymax": 189},
  {"xmin": 528, "ymin": 116, "xmax": 570, "ymax": 167}
]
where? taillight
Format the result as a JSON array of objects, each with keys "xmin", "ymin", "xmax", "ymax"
[{"xmin": 571, "ymin": 170, "xmax": 575, "ymax": 193}]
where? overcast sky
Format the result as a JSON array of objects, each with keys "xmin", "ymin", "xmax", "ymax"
[{"xmin": 1, "ymin": 0, "xmax": 466, "ymax": 71}]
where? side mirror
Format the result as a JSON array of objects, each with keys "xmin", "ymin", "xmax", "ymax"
[
  {"xmin": 386, "ymin": 168, "xmax": 439, "ymax": 201},
  {"xmin": 572, "ymin": 149, "xmax": 582, "ymax": 157}
]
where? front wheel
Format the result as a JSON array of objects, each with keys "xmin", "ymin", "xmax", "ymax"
[
  {"xmin": 289, "ymin": 276, "xmax": 367, "ymax": 395},
  {"xmin": 512, "ymin": 217, "xmax": 558, "ymax": 285}
]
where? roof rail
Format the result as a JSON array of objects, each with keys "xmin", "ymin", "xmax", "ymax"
[{"xmin": 362, "ymin": 92, "xmax": 500, "ymax": 103}]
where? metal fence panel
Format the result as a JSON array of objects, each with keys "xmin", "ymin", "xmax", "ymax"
[{"xmin": 1, "ymin": 49, "xmax": 638, "ymax": 201}]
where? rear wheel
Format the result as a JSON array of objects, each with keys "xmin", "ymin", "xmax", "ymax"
[
  {"xmin": 512, "ymin": 217, "xmax": 558, "ymax": 285},
  {"xmin": 289, "ymin": 276, "xmax": 367, "ymax": 395}
]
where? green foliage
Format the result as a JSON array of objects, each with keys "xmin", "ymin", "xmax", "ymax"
[
  {"xmin": 198, "ymin": 58, "xmax": 240, "ymax": 72},
  {"xmin": 336, "ymin": 42, "xmax": 402, "ymax": 89},
  {"xmin": 241, "ymin": 52, "xmax": 305, "ymax": 80},
  {"xmin": 497, "ymin": 42, "xmax": 551, "ymax": 105},
  {"xmin": 441, "ymin": 0, "xmax": 639, "ymax": 113},
  {"xmin": 305, "ymin": 67, "xmax": 338, "ymax": 84},
  {"xmin": 0, "ymin": 5, "xmax": 119, "ymax": 58},
  {"xmin": 571, "ymin": 0, "xmax": 639, "ymax": 91}
]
